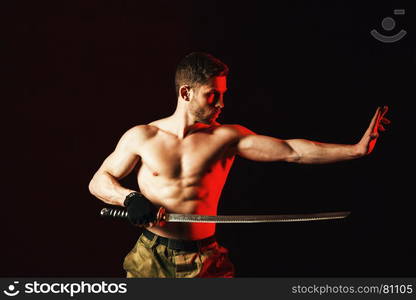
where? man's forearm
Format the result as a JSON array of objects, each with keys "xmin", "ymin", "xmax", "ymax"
[
  {"xmin": 88, "ymin": 171, "xmax": 135, "ymax": 206},
  {"xmin": 286, "ymin": 139, "xmax": 363, "ymax": 164}
]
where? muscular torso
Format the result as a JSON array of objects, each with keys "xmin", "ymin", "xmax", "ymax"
[{"xmin": 135, "ymin": 120, "xmax": 239, "ymax": 240}]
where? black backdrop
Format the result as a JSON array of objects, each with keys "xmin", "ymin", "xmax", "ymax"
[{"xmin": 4, "ymin": 0, "xmax": 415, "ymax": 277}]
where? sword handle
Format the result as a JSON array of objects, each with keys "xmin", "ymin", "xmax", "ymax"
[
  {"xmin": 100, "ymin": 207, "xmax": 166, "ymax": 225},
  {"xmin": 100, "ymin": 207, "xmax": 128, "ymax": 218}
]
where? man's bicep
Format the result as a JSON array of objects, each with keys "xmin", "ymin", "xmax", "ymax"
[
  {"xmin": 237, "ymin": 134, "xmax": 299, "ymax": 162},
  {"xmin": 99, "ymin": 150, "xmax": 140, "ymax": 179},
  {"xmin": 97, "ymin": 127, "xmax": 143, "ymax": 179}
]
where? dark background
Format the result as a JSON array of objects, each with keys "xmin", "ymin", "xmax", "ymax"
[{"xmin": 4, "ymin": 0, "xmax": 415, "ymax": 277}]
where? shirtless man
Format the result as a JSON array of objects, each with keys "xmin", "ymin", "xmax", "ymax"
[{"xmin": 88, "ymin": 52, "xmax": 390, "ymax": 278}]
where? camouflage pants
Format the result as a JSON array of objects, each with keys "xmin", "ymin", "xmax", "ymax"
[{"xmin": 123, "ymin": 231, "xmax": 235, "ymax": 278}]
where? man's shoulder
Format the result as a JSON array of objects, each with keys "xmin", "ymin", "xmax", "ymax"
[
  {"xmin": 147, "ymin": 117, "xmax": 174, "ymax": 132},
  {"xmin": 216, "ymin": 124, "xmax": 255, "ymax": 137},
  {"xmin": 122, "ymin": 124, "xmax": 158, "ymax": 142}
]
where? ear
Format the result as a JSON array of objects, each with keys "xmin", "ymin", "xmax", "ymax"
[{"xmin": 179, "ymin": 85, "xmax": 191, "ymax": 101}]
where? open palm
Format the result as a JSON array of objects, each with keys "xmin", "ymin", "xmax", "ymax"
[{"xmin": 357, "ymin": 106, "xmax": 390, "ymax": 155}]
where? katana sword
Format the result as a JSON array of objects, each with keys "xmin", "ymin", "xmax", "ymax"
[{"xmin": 100, "ymin": 207, "xmax": 350, "ymax": 223}]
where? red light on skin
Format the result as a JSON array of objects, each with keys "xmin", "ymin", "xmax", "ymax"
[
  {"xmin": 212, "ymin": 76, "xmax": 227, "ymax": 93},
  {"xmin": 205, "ymin": 76, "xmax": 227, "ymax": 107}
]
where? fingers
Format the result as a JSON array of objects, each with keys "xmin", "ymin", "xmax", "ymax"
[
  {"xmin": 370, "ymin": 106, "xmax": 390, "ymax": 138},
  {"xmin": 365, "ymin": 107, "xmax": 380, "ymax": 135},
  {"xmin": 370, "ymin": 132, "xmax": 379, "ymax": 139},
  {"xmin": 376, "ymin": 106, "xmax": 389, "ymax": 123},
  {"xmin": 376, "ymin": 106, "xmax": 390, "ymax": 131},
  {"xmin": 381, "ymin": 117, "xmax": 391, "ymax": 124},
  {"xmin": 372, "ymin": 106, "xmax": 381, "ymax": 122},
  {"xmin": 358, "ymin": 106, "xmax": 390, "ymax": 152},
  {"xmin": 374, "ymin": 105, "xmax": 390, "ymax": 129},
  {"xmin": 375, "ymin": 105, "xmax": 388, "ymax": 117},
  {"xmin": 367, "ymin": 106, "xmax": 382, "ymax": 134},
  {"xmin": 380, "ymin": 105, "xmax": 389, "ymax": 118}
]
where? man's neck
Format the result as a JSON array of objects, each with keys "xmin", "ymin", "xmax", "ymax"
[{"xmin": 170, "ymin": 104, "xmax": 212, "ymax": 139}]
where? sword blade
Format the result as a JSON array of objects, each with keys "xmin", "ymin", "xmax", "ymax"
[
  {"xmin": 100, "ymin": 208, "xmax": 350, "ymax": 223},
  {"xmin": 165, "ymin": 211, "xmax": 350, "ymax": 223}
]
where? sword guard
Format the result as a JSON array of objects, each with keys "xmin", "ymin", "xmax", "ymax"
[{"xmin": 156, "ymin": 206, "xmax": 167, "ymax": 226}]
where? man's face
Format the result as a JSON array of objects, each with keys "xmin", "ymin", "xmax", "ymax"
[{"xmin": 189, "ymin": 76, "xmax": 227, "ymax": 124}]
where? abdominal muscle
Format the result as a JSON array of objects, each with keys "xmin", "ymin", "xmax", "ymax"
[{"xmin": 136, "ymin": 163, "xmax": 229, "ymax": 240}]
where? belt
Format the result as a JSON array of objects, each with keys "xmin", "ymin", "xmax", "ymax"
[{"xmin": 142, "ymin": 229, "xmax": 216, "ymax": 252}]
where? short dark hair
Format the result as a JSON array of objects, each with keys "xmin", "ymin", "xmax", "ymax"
[{"xmin": 175, "ymin": 52, "xmax": 229, "ymax": 97}]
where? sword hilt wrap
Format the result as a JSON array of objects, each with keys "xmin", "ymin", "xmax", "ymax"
[
  {"xmin": 100, "ymin": 207, "xmax": 128, "ymax": 218},
  {"xmin": 100, "ymin": 206, "xmax": 167, "ymax": 226}
]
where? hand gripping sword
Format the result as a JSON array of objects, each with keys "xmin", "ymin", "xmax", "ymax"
[{"xmin": 100, "ymin": 207, "xmax": 350, "ymax": 223}]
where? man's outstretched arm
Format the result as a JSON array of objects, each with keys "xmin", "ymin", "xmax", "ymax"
[{"xmin": 236, "ymin": 106, "xmax": 390, "ymax": 164}]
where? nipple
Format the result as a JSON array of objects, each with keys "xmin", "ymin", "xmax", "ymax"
[{"xmin": 152, "ymin": 171, "xmax": 159, "ymax": 176}]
